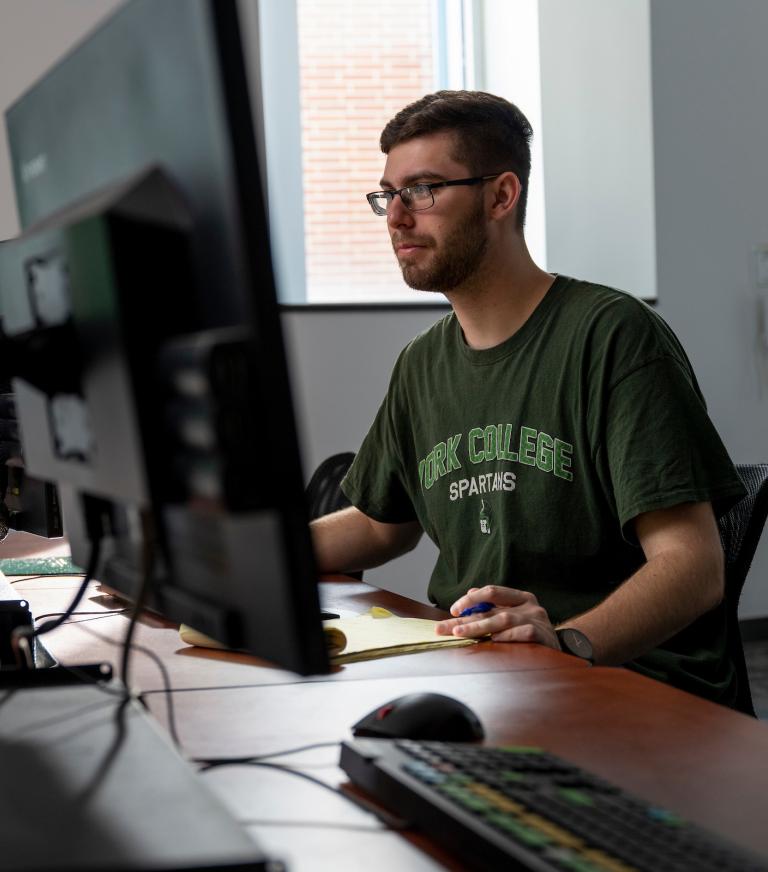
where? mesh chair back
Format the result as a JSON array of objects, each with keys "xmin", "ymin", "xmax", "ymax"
[
  {"xmin": 719, "ymin": 464, "xmax": 768, "ymax": 584},
  {"xmin": 306, "ymin": 452, "xmax": 356, "ymax": 520},
  {"xmin": 306, "ymin": 452, "xmax": 361, "ymax": 580},
  {"xmin": 718, "ymin": 463, "xmax": 768, "ymax": 716}
]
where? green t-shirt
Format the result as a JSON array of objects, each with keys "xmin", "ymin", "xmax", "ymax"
[{"xmin": 342, "ymin": 276, "xmax": 746, "ymax": 705}]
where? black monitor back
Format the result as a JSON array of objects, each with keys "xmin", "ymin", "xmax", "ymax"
[
  {"xmin": 8, "ymin": 0, "xmax": 250, "ymax": 330},
  {"xmin": 1, "ymin": 0, "xmax": 329, "ymax": 676}
]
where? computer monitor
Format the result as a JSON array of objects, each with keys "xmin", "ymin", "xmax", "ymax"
[
  {"xmin": 0, "ymin": 376, "xmax": 62, "ymax": 541},
  {"xmin": 0, "ymin": 0, "xmax": 329, "ymax": 675}
]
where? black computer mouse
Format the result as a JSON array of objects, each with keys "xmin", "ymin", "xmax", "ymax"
[{"xmin": 352, "ymin": 692, "xmax": 485, "ymax": 742}]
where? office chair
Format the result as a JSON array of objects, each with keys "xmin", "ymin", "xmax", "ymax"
[
  {"xmin": 718, "ymin": 463, "xmax": 768, "ymax": 717},
  {"xmin": 306, "ymin": 452, "xmax": 362, "ymax": 580}
]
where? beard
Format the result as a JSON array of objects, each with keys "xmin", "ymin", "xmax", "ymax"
[{"xmin": 394, "ymin": 197, "xmax": 489, "ymax": 293}]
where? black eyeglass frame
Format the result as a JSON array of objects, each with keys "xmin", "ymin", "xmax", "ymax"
[{"xmin": 366, "ymin": 173, "xmax": 503, "ymax": 215}]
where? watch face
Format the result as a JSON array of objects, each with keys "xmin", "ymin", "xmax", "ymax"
[{"xmin": 559, "ymin": 628, "xmax": 593, "ymax": 662}]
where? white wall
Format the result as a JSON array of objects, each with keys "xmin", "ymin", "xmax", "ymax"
[
  {"xmin": 649, "ymin": 0, "xmax": 768, "ymax": 618},
  {"xmin": 283, "ymin": 307, "xmax": 442, "ymax": 602},
  {"xmin": 479, "ymin": 0, "xmax": 547, "ymax": 268},
  {"xmin": 0, "ymin": 0, "xmax": 123, "ymax": 240},
  {"xmin": 538, "ymin": 0, "xmax": 657, "ymax": 299}
]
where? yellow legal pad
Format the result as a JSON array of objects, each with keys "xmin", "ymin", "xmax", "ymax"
[
  {"xmin": 179, "ymin": 606, "xmax": 475, "ymax": 663},
  {"xmin": 324, "ymin": 606, "xmax": 475, "ymax": 663}
]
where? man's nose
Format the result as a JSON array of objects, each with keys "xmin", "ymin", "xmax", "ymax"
[{"xmin": 387, "ymin": 194, "xmax": 415, "ymax": 230}]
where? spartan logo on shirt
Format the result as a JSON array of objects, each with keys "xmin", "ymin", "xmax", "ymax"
[{"xmin": 479, "ymin": 499, "xmax": 492, "ymax": 535}]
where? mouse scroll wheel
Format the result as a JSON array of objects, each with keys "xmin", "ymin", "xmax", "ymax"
[{"xmin": 376, "ymin": 704, "xmax": 395, "ymax": 721}]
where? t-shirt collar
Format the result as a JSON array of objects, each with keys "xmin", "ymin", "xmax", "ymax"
[{"xmin": 454, "ymin": 274, "xmax": 569, "ymax": 365}]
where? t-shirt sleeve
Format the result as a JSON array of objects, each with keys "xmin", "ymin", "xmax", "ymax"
[
  {"xmin": 602, "ymin": 355, "xmax": 745, "ymax": 540},
  {"xmin": 340, "ymin": 354, "xmax": 419, "ymax": 524}
]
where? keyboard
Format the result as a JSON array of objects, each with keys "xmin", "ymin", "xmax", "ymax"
[{"xmin": 340, "ymin": 739, "xmax": 768, "ymax": 872}]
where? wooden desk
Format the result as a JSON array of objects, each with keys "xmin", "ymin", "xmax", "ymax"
[
  {"xmin": 140, "ymin": 668, "xmax": 768, "ymax": 869},
  {"xmin": 13, "ymin": 576, "xmax": 584, "ymax": 692},
  {"xmin": 10, "ymin": 571, "xmax": 768, "ymax": 871}
]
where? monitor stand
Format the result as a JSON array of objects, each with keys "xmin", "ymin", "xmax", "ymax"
[{"xmin": 0, "ymin": 572, "xmax": 112, "ymax": 688}]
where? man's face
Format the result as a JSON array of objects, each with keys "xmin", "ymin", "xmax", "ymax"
[{"xmin": 380, "ymin": 132, "xmax": 489, "ymax": 293}]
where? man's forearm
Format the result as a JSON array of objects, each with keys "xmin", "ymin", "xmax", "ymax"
[
  {"xmin": 562, "ymin": 547, "xmax": 724, "ymax": 666},
  {"xmin": 310, "ymin": 507, "xmax": 422, "ymax": 575}
]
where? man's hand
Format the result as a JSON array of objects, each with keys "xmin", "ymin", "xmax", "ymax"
[{"xmin": 434, "ymin": 584, "xmax": 560, "ymax": 649}]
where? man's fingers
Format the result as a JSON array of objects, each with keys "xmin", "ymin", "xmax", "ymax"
[
  {"xmin": 449, "ymin": 585, "xmax": 532, "ymax": 616},
  {"xmin": 443, "ymin": 611, "xmax": 524, "ymax": 638},
  {"xmin": 434, "ymin": 615, "xmax": 493, "ymax": 637},
  {"xmin": 437, "ymin": 613, "xmax": 558, "ymax": 651},
  {"xmin": 434, "ymin": 617, "xmax": 462, "ymax": 636}
]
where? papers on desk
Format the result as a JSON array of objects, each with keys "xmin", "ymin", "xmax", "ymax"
[
  {"xmin": 179, "ymin": 606, "xmax": 476, "ymax": 663},
  {"xmin": 324, "ymin": 606, "xmax": 475, "ymax": 664},
  {"xmin": 178, "ymin": 624, "xmax": 230, "ymax": 650}
]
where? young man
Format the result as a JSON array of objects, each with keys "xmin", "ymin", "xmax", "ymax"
[{"xmin": 310, "ymin": 90, "xmax": 745, "ymax": 706}]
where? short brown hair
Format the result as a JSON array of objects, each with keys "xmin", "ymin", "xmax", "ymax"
[{"xmin": 380, "ymin": 90, "xmax": 533, "ymax": 229}]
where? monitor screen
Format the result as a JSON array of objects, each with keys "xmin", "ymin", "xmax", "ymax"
[{"xmin": 0, "ymin": 0, "xmax": 329, "ymax": 676}]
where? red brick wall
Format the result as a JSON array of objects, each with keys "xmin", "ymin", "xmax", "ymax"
[{"xmin": 297, "ymin": 0, "xmax": 436, "ymax": 302}]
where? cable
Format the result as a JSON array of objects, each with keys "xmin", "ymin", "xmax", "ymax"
[
  {"xmin": 194, "ymin": 740, "xmax": 340, "ymax": 768},
  {"xmin": 197, "ymin": 757, "xmax": 407, "ymax": 831},
  {"xmin": 10, "ymin": 537, "xmax": 101, "ymax": 667},
  {"xmin": 3, "ymin": 526, "xmax": 177, "ymax": 745},
  {"xmin": 51, "ymin": 665, "xmax": 128, "ymax": 699},
  {"xmin": 70, "ymin": 618, "xmax": 181, "ymax": 749},
  {"xmin": 21, "ymin": 539, "xmax": 100, "ymax": 639},
  {"xmin": 11, "ymin": 521, "xmax": 179, "ymax": 747},
  {"xmin": 232, "ymin": 819, "xmax": 395, "ymax": 833},
  {"xmin": 33, "ymin": 610, "xmax": 128, "ymax": 622},
  {"xmin": 119, "ymin": 521, "xmax": 155, "ymax": 692},
  {"xmin": 8, "ymin": 574, "xmax": 87, "ymax": 584}
]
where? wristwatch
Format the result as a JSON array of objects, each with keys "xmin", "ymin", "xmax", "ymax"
[{"xmin": 555, "ymin": 628, "xmax": 594, "ymax": 664}]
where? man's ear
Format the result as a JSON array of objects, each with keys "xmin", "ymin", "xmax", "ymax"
[{"xmin": 488, "ymin": 171, "xmax": 521, "ymax": 222}]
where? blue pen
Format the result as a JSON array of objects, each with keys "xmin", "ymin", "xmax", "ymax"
[{"xmin": 459, "ymin": 601, "xmax": 495, "ymax": 617}]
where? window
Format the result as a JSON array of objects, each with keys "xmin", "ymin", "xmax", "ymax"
[
  {"xmin": 296, "ymin": 0, "xmax": 441, "ymax": 304},
  {"xmin": 256, "ymin": 0, "xmax": 489, "ymax": 305}
]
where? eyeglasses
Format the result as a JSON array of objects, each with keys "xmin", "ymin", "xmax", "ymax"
[{"xmin": 366, "ymin": 174, "xmax": 502, "ymax": 216}]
